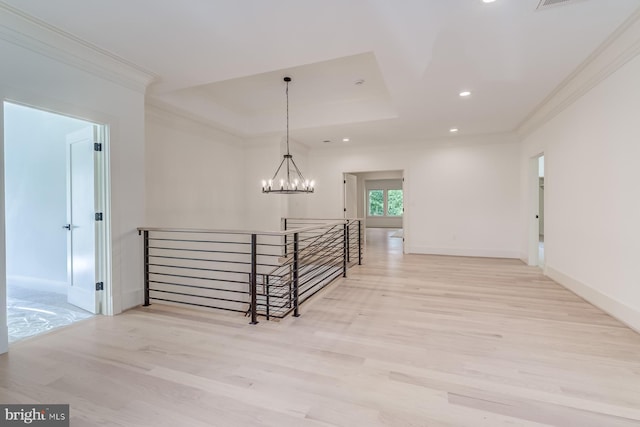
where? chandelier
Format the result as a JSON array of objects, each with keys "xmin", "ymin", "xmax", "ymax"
[{"xmin": 262, "ymin": 76, "xmax": 314, "ymax": 194}]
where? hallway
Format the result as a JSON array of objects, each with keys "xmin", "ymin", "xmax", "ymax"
[{"xmin": 1, "ymin": 230, "xmax": 640, "ymax": 426}]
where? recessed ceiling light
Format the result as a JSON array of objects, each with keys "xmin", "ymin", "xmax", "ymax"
[
  {"xmin": 354, "ymin": 79, "xmax": 365, "ymax": 85},
  {"xmin": 342, "ymin": 138, "xmax": 350, "ymax": 142},
  {"xmin": 450, "ymin": 128, "xmax": 459, "ymax": 133},
  {"xmin": 459, "ymin": 91, "xmax": 471, "ymax": 97},
  {"xmin": 483, "ymin": 0, "xmax": 496, "ymax": 3}
]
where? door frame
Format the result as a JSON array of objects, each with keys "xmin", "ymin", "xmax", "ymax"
[
  {"xmin": 2, "ymin": 100, "xmax": 112, "ymax": 316},
  {"xmin": 528, "ymin": 153, "xmax": 544, "ymax": 267},
  {"xmin": 342, "ymin": 172, "xmax": 358, "ymax": 219},
  {"xmin": 342, "ymin": 169, "xmax": 408, "ymax": 253}
]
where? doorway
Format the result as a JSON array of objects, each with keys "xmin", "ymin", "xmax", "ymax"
[
  {"xmin": 343, "ymin": 170, "xmax": 405, "ymax": 253},
  {"xmin": 3, "ymin": 102, "xmax": 108, "ymax": 343},
  {"xmin": 538, "ymin": 156, "xmax": 545, "ymax": 267},
  {"xmin": 528, "ymin": 153, "xmax": 545, "ymax": 267}
]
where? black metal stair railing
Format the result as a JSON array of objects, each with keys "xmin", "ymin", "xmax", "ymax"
[
  {"xmin": 282, "ymin": 217, "xmax": 365, "ymax": 267},
  {"xmin": 137, "ymin": 218, "xmax": 363, "ymax": 324}
]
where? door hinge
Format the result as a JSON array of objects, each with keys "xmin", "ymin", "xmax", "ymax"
[
  {"xmin": 94, "ymin": 143, "xmax": 102, "ymax": 152},
  {"xmin": 96, "ymin": 282, "xmax": 104, "ymax": 291},
  {"xmin": 344, "ymin": 208, "xmax": 347, "ymax": 212},
  {"xmin": 95, "ymin": 212, "xmax": 103, "ymax": 221},
  {"xmin": 343, "ymin": 180, "xmax": 346, "ymax": 184}
]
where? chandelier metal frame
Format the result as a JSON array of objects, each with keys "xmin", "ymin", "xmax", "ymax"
[{"xmin": 262, "ymin": 77, "xmax": 314, "ymax": 194}]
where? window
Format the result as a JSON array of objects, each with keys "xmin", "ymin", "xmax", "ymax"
[
  {"xmin": 368, "ymin": 190, "xmax": 384, "ymax": 216},
  {"xmin": 368, "ymin": 189, "xmax": 403, "ymax": 217},
  {"xmin": 387, "ymin": 189, "xmax": 403, "ymax": 216}
]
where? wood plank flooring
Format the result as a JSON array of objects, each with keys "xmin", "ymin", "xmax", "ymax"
[{"xmin": 2, "ymin": 228, "xmax": 640, "ymax": 426}]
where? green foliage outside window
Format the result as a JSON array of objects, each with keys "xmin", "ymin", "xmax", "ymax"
[
  {"xmin": 368, "ymin": 189, "xmax": 403, "ymax": 217},
  {"xmin": 387, "ymin": 190, "xmax": 403, "ymax": 216},
  {"xmin": 368, "ymin": 190, "xmax": 384, "ymax": 216}
]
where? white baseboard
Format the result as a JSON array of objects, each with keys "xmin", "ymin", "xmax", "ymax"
[
  {"xmin": 519, "ymin": 253, "xmax": 529, "ymax": 264},
  {"xmin": 407, "ymin": 245, "xmax": 520, "ymax": 259},
  {"xmin": 546, "ymin": 266, "xmax": 640, "ymax": 334},
  {"xmin": 121, "ymin": 289, "xmax": 143, "ymax": 312}
]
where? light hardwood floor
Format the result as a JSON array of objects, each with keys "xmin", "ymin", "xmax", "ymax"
[{"xmin": 2, "ymin": 228, "xmax": 640, "ymax": 426}]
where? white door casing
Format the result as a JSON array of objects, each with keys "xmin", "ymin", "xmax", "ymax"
[{"xmin": 344, "ymin": 173, "xmax": 358, "ymax": 218}]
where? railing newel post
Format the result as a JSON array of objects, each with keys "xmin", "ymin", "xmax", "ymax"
[
  {"xmin": 283, "ymin": 218, "xmax": 288, "ymax": 257},
  {"xmin": 343, "ymin": 223, "xmax": 348, "ymax": 278},
  {"xmin": 358, "ymin": 220, "xmax": 362, "ymax": 265},
  {"xmin": 143, "ymin": 230, "xmax": 150, "ymax": 306},
  {"xmin": 265, "ymin": 274, "xmax": 270, "ymax": 321},
  {"xmin": 346, "ymin": 220, "xmax": 350, "ymax": 263},
  {"xmin": 293, "ymin": 232, "xmax": 300, "ymax": 317},
  {"xmin": 250, "ymin": 233, "xmax": 259, "ymax": 325}
]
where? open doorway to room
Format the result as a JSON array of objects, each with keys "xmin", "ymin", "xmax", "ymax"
[
  {"xmin": 343, "ymin": 170, "xmax": 404, "ymax": 255},
  {"xmin": 528, "ymin": 153, "xmax": 545, "ymax": 267},
  {"xmin": 3, "ymin": 101, "xmax": 108, "ymax": 343},
  {"xmin": 538, "ymin": 155, "xmax": 545, "ymax": 267}
]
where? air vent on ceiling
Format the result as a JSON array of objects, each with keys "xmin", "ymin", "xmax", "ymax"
[{"xmin": 536, "ymin": 0, "xmax": 584, "ymax": 10}]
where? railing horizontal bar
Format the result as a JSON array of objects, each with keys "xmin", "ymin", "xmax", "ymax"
[
  {"xmin": 297, "ymin": 233, "xmax": 341, "ymax": 244},
  {"xmin": 301, "ymin": 237, "xmax": 343, "ymax": 245},
  {"xmin": 298, "ymin": 271, "xmax": 343, "ymax": 300},
  {"xmin": 299, "ymin": 251, "xmax": 343, "ymax": 265},
  {"xmin": 150, "ymin": 289, "xmax": 248, "ymax": 305},
  {"xmin": 299, "ymin": 260, "xmax": 342, "ymax": 279},
  {"xmin": 257, "ymin": 299, "xmax": 290, "ymax": 310},
  {"xmin": 149, "ymin": 244, "xmax": 284, "ymax": 256},
  {"xmin": 147, "ymin": 297, "xmax": 247, "ymax": 314},
  {"xmin": 254, "ymin": 253, "xmax": 288, "ymax": 258},
  {"xmin": 147, "ymin": 263, "xmax": 250, "ymax": 275},
  {"xmin": 284, "ymin": 217, "xmax": 364, "ymax": 221},
  {"xmin": 148, "ymin": 246, "xmax": 251, "ymax": 256},
  {"xmin": 300, "ymin": 264, "xmax": 343, "ymax": 285},
  {"xmin": 149, "ymin": 280, "xmax": 249, "ymax": 295},
  {"xmin": 298, "ymin": 263, "xmax": 343, "ymax": 288},
  {"xmin": 149, "ymin": 271, "xmax": 248, "ymax": 284},
  {"xmin": 149, "ymin": 255, "xmax": 253, "ymax": 266},
  {"xmin": 139, "ymin": 220, "xmax": 347, "ymax": 237},
  {"xmin": 256, "ymin": 264, "xmax": 286, "ymax": 270},
  {"xmin": 148, "ymin": 237, "xmax": 251, "ymax": 245}
]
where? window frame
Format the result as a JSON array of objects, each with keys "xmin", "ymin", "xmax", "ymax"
[
  {"xmin": 367, "ymin": 189, "xmax": 385, "ymax": 217},
  {"xmin": 367, "ymin": 188, "xmax": 403, "ymax": 218},
  {"xmin": 386, "ymin": 189, "xmax": 404, "ymax": 217}
]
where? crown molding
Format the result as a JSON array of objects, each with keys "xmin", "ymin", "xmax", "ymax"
[
  {"xmin": 517, "ymin": 6, "xmax": 640, "ymax": 137},
  {"xmin": 146, "ymin": 101, "xmax": 244, "ymax": 146},
  {"xmin": 0, "ymin": 2, "xmax": 158, "ymax": 93}
]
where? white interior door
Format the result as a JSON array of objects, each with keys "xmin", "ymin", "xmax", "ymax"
[
  {"xmin": 344, "ymin": 173, "xmax": 358, "ymax": 218},
  {"xmin": 66, "ymin": 126, "xmax": 99, "ymax": 313}
]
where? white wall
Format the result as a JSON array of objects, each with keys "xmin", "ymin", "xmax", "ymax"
[
  {"xmin": 520, "ymin": 52, "xmax": 640, "ymax": 332},
  {"xmin": 145, "ymin": 106, "xmax": 246, "ymax": 230},
  {"xmin": 0, "ymin": 30, "xmax": 149, "ymax": 352},
  {"xmin": 243, "ymin": 138, "xmax": 287, "ymax": 231},
  {"xmin": 308, "ymin": 135, "xmax": 521, "ymax": 258},
  {"xmin": 4, "ymin": 103, "xmax": 92, "ymax": 293}
]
